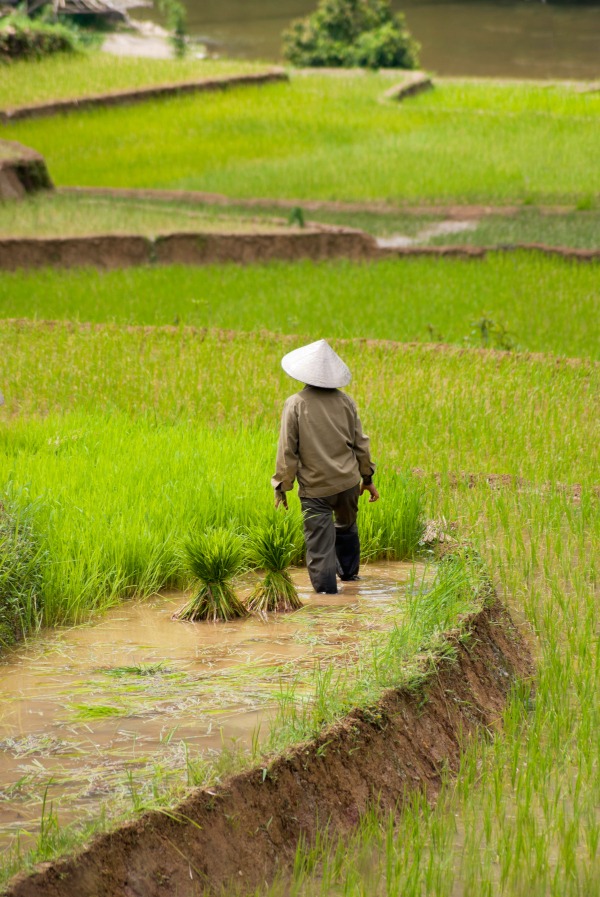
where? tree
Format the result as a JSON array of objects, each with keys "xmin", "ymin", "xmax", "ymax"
[{"xmin": 283, "ymin": 0, "xmax": 420, "ymax": 70}]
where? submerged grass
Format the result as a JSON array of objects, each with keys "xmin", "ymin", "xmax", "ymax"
[
  {"xmin": 3, "ymin": 76, "xmax": 600, "ymax": 203},
  {"xmin": 1, "ymin": 253, "xmax": 600, "ymax": 358}
]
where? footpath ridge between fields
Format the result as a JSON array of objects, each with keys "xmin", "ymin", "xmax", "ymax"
[{"xmin": 0, "ymin": 69, "xmax": 288, "ymax": 123}]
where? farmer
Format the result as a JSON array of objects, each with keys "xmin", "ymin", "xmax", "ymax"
[{"xmin": 272, "ymin": 339, "xmax": 379, "ymax": 594}]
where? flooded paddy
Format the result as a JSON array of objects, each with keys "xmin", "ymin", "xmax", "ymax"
[{"xmin": 0, "ymin": 561, "xmax": 427, "ymax": 853}]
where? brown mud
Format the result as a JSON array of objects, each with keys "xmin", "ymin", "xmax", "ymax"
[{"xmin": 6, "ymin": 597, "xmax": 533, "ymax": 897}]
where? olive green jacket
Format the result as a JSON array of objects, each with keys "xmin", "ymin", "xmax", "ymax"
[{"xmin": 271, "ymin": 386, "xmax": 375, "ymax": 498}]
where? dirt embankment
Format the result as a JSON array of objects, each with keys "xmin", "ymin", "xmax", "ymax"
[
  {"xmin": 0, "ymin": 227, "xmax": 377, "ymax": 270},
  {"xmin": 1, "ymin": 230, "xmax": 600, "ymax": 270},
  {"xmin": 0, "ymin": 139, "xmax": 53, "ymax": 201},
  {"xmin": 6, "ymin": 598, "xmax": 533, "ymax": 897}
]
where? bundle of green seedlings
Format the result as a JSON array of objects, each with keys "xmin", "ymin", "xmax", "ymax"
[
  {"xmin": 174, "ymin": 528, "xmax": 247, "ymax": 622},
  {"xmin": 246, "ymin": 513, "xmax": 303, "ymax": 614}
]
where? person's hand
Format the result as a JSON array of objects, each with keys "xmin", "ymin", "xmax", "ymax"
[
  {"xmin": 360, "ymin": 482, "xmax": 380, "ymax": 503},
  {"xmin": 275, "ymin": 491, "xmax": 289, "ymax": 511}
]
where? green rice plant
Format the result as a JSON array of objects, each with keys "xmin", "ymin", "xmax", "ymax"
[
  {"xmin": 2, "ymin": 252, "xmax": 600, "ymax": 360},
  {"xmin": 0, "ymin": 52, "xmax": 265, "ymax": 109},
  {"xmin": 246, "ymin": 513, "xmax": 303, "ymax": 613},
  {"xmin": 174, "ymin": 528, "xmax": 247, "ymax": 622},
  {"xmin": 5, "ymin": 76, "xmax": 600, "ymax": 204},
  {"xmin": 0, "ymin": 492, "xmax": 45, "ymax": 645}
]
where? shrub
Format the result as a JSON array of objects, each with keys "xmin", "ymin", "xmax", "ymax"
[
  {"xmin": 282, "ymin": 0, "xmax": 420, "ymax": 70},
  {"xmin": 246, "ymin": 514, "xmax": 303, "ymax": 614},
  {"xmin": 0, "ymin": 497, "xmax": 45, "ymax": 647},
  {"xmin": 0, "ymin": 12, "xmax": 92, "ymax": 62},
  {"xmin": 174, "ymin": 528, "xmax": 247, "ymax": 622}
]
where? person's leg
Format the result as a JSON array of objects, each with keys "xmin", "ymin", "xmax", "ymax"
[
  {"xmin": 331, "ymin": 483, "xmax": 361, "ymax": 581},
  {"xmin": 300, "ymin": 495, "xmax": 338, "ymax": 593}
]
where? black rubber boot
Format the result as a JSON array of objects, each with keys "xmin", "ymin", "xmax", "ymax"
[{"xmin": 335, "ymin": 524, "xmax": 360, "ymax": 581}]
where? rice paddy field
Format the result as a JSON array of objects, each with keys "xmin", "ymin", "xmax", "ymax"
[
  {"xmin": 1, "ymin": 253, "xmax": 599, "ymax": 358},
  {"xmin": 1, "ymin": 315, "xmax": 600, "ymax": 889},
  {"xmin": 2, "ymin": 64, "xmax": 600, "ymax": 896},
  {"xmin": 0, "ymin": 54, "xmax": 269, "ymax": 110},
  {"xmin": 2, "ymin": 75, "xmax": 600, "ymax": 204}
]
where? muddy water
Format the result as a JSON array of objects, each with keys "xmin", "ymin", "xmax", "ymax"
[
  {"xmin": 0, "ymin": 562, "xmax": 426, "ymax": 852},
  {"xmin": 176, "ymin": 0, "xmax": 600, "ymax": 80}
]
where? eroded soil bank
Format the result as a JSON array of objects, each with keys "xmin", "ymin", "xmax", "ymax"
[{"xmin": 6, "ymin": 597, "xmax": 534, "ymax": 897}]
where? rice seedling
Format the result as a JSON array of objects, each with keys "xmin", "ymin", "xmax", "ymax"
[
  {"xmin": 174, "ymin": 528, "xmax": 247, "ymax": 622},
  {"xmin": 246, "ymin": 514, "xmax": 303, "ymax": 614},
  {"xmin": 4, "ymin": 76, "xmax": 600, "ymax": 203}
]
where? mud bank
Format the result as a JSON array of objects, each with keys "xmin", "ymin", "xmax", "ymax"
[
  {"xmin": 0, "ymin": 227, "xmax": 374, "ymax": 270},
  {"xmin": 0, "ymin": 140, "xmax": 53, "ymax": 201},
  {"xmin": 1, "ymin": 229, "xmax": 599, "ymax": 270},
  {"xmin": 6, "ymin": 598, "xmax": 533, "ymax": 897}
]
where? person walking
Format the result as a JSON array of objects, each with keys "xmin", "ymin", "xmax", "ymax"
[{"xmin": 271, "ymin": 339, "xmax": 379, "ymax": 594}]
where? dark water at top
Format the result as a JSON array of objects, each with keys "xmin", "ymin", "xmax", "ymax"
[{"xmin": 184, "ymin": 0, "xmax": 600, "ymax": 79}]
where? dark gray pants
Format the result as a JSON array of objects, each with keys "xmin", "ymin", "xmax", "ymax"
[{"xmin": 300, "ymin": 483, "xmax": 361, "ymax": 594}]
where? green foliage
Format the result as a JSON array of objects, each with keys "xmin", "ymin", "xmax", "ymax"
[
  {"xmin": 0, "ymin": 11, "xmax": 90, "ymax": 61},
  {"xmin": 282, "ymin": 0, "xmax": 419, "ymax": 69},
  {"xmin": 175, "ymin": 528, "xmax": 247, "ymax": 621},
  {"xmin": 0, "ymin": 495, "xmax": 45, "ymax": 646},
  {"xmin": 246, "ymin": 513, "xmax": 303, "ymax": 613},
  {"xmin": 157, "ymin": 0, "xmax": 187, "ymax": 59}
]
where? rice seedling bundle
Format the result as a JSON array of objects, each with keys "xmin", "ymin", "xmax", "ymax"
[
  {"xmin": 174, "ymin": 528, "xmax": 246, "ymax": 622},
  {"xmin": 246, "ymin": 514, "xmax": 303, "ymax": 614}
]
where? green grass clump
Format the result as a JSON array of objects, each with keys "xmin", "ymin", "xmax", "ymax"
[
  {"xmin": 0, "ymin": 52, "xmax": 267, "ymax": 109},
  {"xmin": 246, "ymin": 514, "xmax": 303, "ymax": 614},
  {"xmin": 0, "ymin": 495, "xmax": 45, "ymax": 646},
  {"xmin": 5, "ymin": 76, "xmax": 600, "ymax": 204},
  {"xmin": 175, "ymin": 528, "xmax": 247, "ymax": 621}
]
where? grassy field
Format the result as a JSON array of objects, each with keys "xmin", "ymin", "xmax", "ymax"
[
  {"xmin": 3, "ymin": 76, "xmax": 600, "ymax": 204},
  {"xmin": 0, "ymin": 53, "xmax": 270, "ymax": 109},
  {"xmin": 5, "ymin": 194, "xmax": 600, "ymax": 247},
  {"xmin": 1, "ymin": 253, "xmax": 599, "ymax": 358},
  {"xmin": 1, "ymin": 320, "xmax": 600, "ymax": 891}
]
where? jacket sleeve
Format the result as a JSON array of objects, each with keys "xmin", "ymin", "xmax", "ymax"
[
  {"xmin": 353, "ymin": 404, "xmax": 376, "ymax": 479},
  {"xmin": 271, "ymin": 399, "xmax": 300, "ymax": 493}
]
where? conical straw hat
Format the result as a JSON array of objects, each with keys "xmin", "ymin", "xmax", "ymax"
[{"xmin": 281, "ymin": 339, "xmax": 352, "ymax": 388}]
